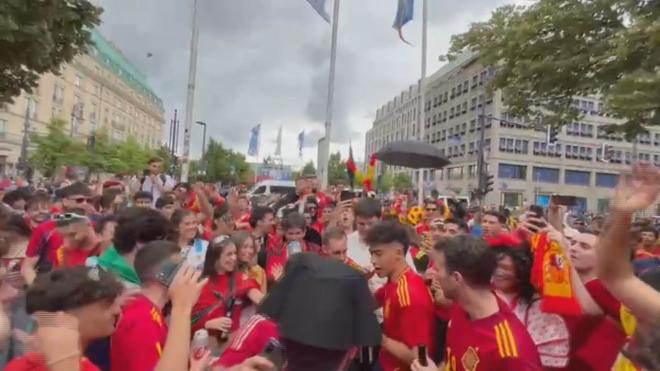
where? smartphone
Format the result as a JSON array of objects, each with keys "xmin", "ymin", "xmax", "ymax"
[
  {"xmin": 418, "ymin": 345, "xmax": 428, "ymax": 367},
  {"xmin": 261, "ymin": 338, "xmax": 285, "ymax": 371},
  {"xmin": 528, "ymin": 205, "xmax": 547, "ymax": 229},
  {"xmin": 552, "ymin": 194, "xmax": 577, "ymax": 206},
  {"xmin": 339, "ymin": 190, "xmax": 355, "ymax": 202},
  {"xmin": 156, "ymin": 260, "xmax": 183, "ymax": 287}
]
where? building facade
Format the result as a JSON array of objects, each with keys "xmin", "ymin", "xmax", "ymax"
[
  {"xmin": 0, "ymin": 30, "xmax": 164, "ymax": 176},
  {"xmin": 365, "ymin": 52, "xmax": 660, "ymax": 213}
]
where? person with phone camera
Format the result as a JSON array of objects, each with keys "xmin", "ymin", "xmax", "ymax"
[{"xmin": 192, "ymin": 236, "xmax": 264, "ymax": 349}]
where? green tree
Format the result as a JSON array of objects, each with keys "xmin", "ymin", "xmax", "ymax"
[
  {"xmin": 203, "ymin": 139, "xmax": 253, "ymax": 185},
  {"xmin": 378, "ymin": 173, "xmax": 394, "ymax": 193},
  {"xmin": 448, "ymin": 0, "xmax": 659, "ymax": 138},
  {"xmin": 327, "ymin": 152, "xmax": 348, "ymax": 185},
  {"xmin": 113, "ymin": 137, "xmax": 152, "ymax": 174},
  {"xmin": 392, "ymin": 173, "xmax": 413, "ymax": 190},
  {"xmin": 302, "ymin": 161, "xmax": 316, "ymax": 176},
  {"xmin": 1, "ymin": 0, "xmax": 102, "ymax": 104},
  {"xmin": 29, "ymin": 118, "xmax": 85, "ymax": 178}
]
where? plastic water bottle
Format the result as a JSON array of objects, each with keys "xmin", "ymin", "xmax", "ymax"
[
  {"xmin": 191, "ymin": 329, "xmax": 209, "ymax": 360},
  {"xmin": 287, "ymin": 240, "xmax": 302, "ymax": 255}
]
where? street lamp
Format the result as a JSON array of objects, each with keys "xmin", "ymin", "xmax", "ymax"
[{"xmin": 195, "ymin": 121, "xmax": 207, "ymax": 172}]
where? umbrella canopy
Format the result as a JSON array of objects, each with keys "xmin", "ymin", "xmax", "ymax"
[{"xmin": 376, "ymin": 140, "xmax": 451, "ymax": 169}]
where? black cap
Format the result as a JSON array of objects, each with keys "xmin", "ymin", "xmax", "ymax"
[{"xmin": 258, "ymin": 253, "xmax": 381, "ymax": 351}]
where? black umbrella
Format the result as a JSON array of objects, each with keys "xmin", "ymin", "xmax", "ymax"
[
  {"xmin": 258, "ymin": 253, "xmax": 381, "ymax": 351},
  {"xmin": 376, "ymin": 140, "xmax": 451, "ymax": 169}
]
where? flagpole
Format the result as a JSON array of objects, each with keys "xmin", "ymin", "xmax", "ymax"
[
  {"xmin": 321, "ymin": 0, "xmax": 341, "ymax": 189},
  {"xmin": 180, "ymin": 0, "xmax": 200, "ymax": 182},
  {"xmin": 417, "ymin": 0, "xmax": 428, "ymax": 205}
]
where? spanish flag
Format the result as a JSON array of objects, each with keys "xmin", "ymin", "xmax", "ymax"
[
  {"xmin": 363, "ymin": 154, "xmax": 377, "ymax": 192},
  {"xmin": 530, "ymin": 232, "xmax": 581, "ymax": 315}
]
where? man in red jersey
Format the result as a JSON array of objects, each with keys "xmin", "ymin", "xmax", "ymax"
[
  {"xmin": 365, "ymin": 221, "xmax": 436, "ymax": 371},
  {"xmin": 22, "ymin": 182, "xmax": 94, "ymax": 283},
  {"xmin": 413, "ymin": 235, "xmax": 541, "ymax": 371},
  {"xmin": 6, "ymin": 266, "xmax": 123, "ymax": 371},
  {"xmin": 416, "ymin": 200, "xmax": 442, "ymax": 236},
  {"xmin": 53, "ymin": 212, "xmax": 102, "ymax": 268},
  {"xmin": 111, "ymin": 240, "xmax": 181, "ymax": 371}
]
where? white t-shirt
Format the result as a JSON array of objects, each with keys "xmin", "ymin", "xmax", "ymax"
[{"xmin": 141, "ymin": 173, "xmax": 176, "ymax": 206}]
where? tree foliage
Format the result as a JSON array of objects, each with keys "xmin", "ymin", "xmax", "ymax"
[
  {"xmin": 200, "ymin": 139, "xmax": 253, "ymax": 185},
  {"xmin": 29, "ymin": 119, "xmax": 86, "ymax": 178},
  {"xmin": 327, "ymin": 152, "xmax": 349, "ymax": 186},
  {"xmin": 302, "ymin": 161, "xmax": 316, "ymax": 176},
  {"xmin": 0, "ymin": 0, "xmax": 102, "ymax": 104},
  {"xmin": 392, "ymin": 173, "xmax": 413, "ymax": 190},
  {"xmin": 447, "ymin": 0, "xmax": 659, "ymax": 138}
]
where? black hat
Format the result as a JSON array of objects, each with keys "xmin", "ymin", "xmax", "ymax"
[{"xmin": 258, "ymin": 253, "xmax": 381, "ymax": 351}]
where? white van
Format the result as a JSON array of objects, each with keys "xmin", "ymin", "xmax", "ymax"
[{"xmin": 248, "ymin": 180, "xmax": 296, "ymax": 197}]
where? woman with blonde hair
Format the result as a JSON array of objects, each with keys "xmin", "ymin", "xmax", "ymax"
[{"xmin": 231, "ymin": 231, "xmax": 267, "ymax": 293}]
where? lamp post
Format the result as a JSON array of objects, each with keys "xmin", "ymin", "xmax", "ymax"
[{"xmin": 195, "ymin": 121, "xmax": 207, "ymax": 172}]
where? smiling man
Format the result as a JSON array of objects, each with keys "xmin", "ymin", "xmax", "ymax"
[{"xmin": 366, "ymin": 221, "xmax": 435, "ymax": 371}]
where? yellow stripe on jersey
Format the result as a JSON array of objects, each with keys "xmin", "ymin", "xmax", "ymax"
[
  {"xmin": 502, "ymin": 321, "xmax": 519, "ymax": 357},
  {"xmin": 156, "ymin": 342, "xmax": 162, "ymax": 356},
  {"xmin": 397, "ymin": 276, "xmax": 411, "ymax": 307},
  {"xmin": 494, "ymin": 324, "xmax": 507, "ymax": 358}
]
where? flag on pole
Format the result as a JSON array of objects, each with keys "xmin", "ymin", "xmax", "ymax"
[
  {"xmin": 247, "ymin": 124, "xmax": 261, "ymax": 157},
  {"xmin": 346, "ymin": 143, "xmax": 357, "ymax": 189},
  {"xmin": 274, "ymin": 126, "xmax": 283, "ymax": 157},
  {"xmin": 298, "ymin": 130, "xmax": 305, "ymax": 157},
  {"xmin": 393, "ymin": 0, "xmax": 414, "ymax": 45},
  {"xmin": 306, "ymin": 0, "xmax": 331, "ymax": 23}
]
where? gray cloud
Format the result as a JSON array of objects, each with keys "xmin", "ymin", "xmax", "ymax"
[{"xmin": 97, "ymin": 0, "xmax": 515, "ymax": 162}]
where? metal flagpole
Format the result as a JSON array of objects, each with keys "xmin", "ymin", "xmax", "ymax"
[
  {"xmin": 180, "ymin": 0, "xmax": 200, "ymax": 182},
  {"xmin": 321, "ymin": 0, "xmax": 341, "ymax": 189},
  {"xmin": 416, "ymin": 0, "xmax": 428, "ymax": 205}
]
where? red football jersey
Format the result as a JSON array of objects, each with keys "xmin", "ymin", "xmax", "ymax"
[
  {"xmin": 415, "ymin": 223, "xmax": 430, "ymax": 236},
  {"xmin": 6, "ymin": 353, "xmax": 99, "ymax": 371},
  {"xmin": 26, "ymin": 220, "xmax": 63, "ymax": 265},
  {"xmin": 54, "ymin": 245, "xmax": 101, "ymax": 268},
  {"xmin": 444, "ymin": 297, "xmax": 542, "ymax": 371},
  {"xmin": 375, "ymin": 268, "xmax": 436, "ymax": 371},
  {"xmin": 111, "ymin": 295, "xmax": 168, "ymax": 371},
  {"xmin": 215, "ymin": 314, "xmax": 279, "ymax": 368},
  {"xmin": 563, "ymin": 279, "xmax": 626, "ymax": 371},
  {"xmin": 191, "ymin": 273, "xmax": 260, "ymax": 333}
]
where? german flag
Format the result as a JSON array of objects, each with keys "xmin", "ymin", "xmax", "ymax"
[{"xmin": 346, "ymin": 143, "xmax": 357, "ymax": 189}]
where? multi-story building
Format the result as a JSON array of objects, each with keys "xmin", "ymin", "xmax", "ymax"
[
  {"xmin": 366, "ymin": 52, "xmax": 660, "ymax": 213},
  {"xmin": 0, "ymin": 30, "xmax": 164, "ymax": 176},
  {"xmin": 365, "ymin": 82, "xmax": 420, "ymax": 181}
]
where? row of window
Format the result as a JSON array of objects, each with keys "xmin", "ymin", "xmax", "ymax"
[
  {"xmin": 427, "ymin": 119, "xmax": 493, "ymax": 144},
  {"xmin": 498, "ymin": 163, "xmax": 619, "ymax": 187},
  {"xmin": 440, "ymin": 139, "xmax": 493, "ymax": 159},
  {"xmin": 425, "ymin": 68, "xmax": 495, "ymax": 112},
  {"xmin": 426, "ymin": 95, "xmax": 493, "ymax": 129}
]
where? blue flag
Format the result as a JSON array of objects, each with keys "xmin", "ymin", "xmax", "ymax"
[
  {"xmin": 248, "ymin": 124, "xmax": 261, "ymax": 157},
  {"xmin": 393, "ymin": 0, "xmax": 414, "ymax": 44},
  {"xmin": 298, "ymin": 130, "xmax": 305, "ymax": 157},
  {"xmin": 306, "ymin": 0, "xmax": 331, "ymax": 23}
]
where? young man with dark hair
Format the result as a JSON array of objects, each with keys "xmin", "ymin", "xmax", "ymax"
[
  {"xmin": 251, "ymin": 206, "xmax": 277, "ymax": 268},
  {"xmin": 635, "ymin": 225, "xmax": 660, "ymax": 259},
  {"xmin": 98, "ymin": 188, "xmax": 125, "ymax": 215},
  {"xmin": 365, "ymin": 221, "xmax": 435, "ymax": 371},
  {"xmin": 53, "ymin": 213, "xmax": 101, "ymax": 268},
  {"xmin": 347, "ymin": 198, "xmax": 382, "ymax": 273},
  {"xmin": 6, "ymin": 265, "xmax": 124, "ymax": 371},
  {"xmin": 443, "ymin": 218, "xmax": 469, "ymax": 237},
  {"xmin": 141, "ymin": 157, "xmax": 176, "ymax": 207},
  {"xmin": 2, "ymin": 188, "xmax": 30, "ymax": 214},
  {"xmin": 133, "ymin": 191, "xmax": 154, "ymax": 209},
  {"xmin": 25, "ymin": 191, "xmax": 52, "ymax": 229},
  {"xmin": 23, "ymin": 182, "xmax": 94, "ymax": 280},
  {"xmin": 96, "ymin": 208, "xmax": 169, "ymax": 289},
  {"xmin": 111, "ymin": 240, "xmax": 181, "ymax": 371},
  {"xmin": 264, "ymin": 212, "xmax": 320, "ymax": 283},
  {"xmin": 481, "ymin": 210, "xmax": 506, "ymax": 237},
  {"xmin": 95, "ymin": 215, "xmax": 117, "ymax": 253},
  {"xmin": 322, "ymin": 226, "xmax": 364, "ymax": 273},
  {"xmin": 417, "ymin": 235, "xmax": 541, "ymax": 370},
  {"xmin": 155, "ymin": 195, "xmax": 177, "ymax": 221}
]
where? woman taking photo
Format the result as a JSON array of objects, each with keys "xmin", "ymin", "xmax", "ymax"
[
  {"xmin": 191, "ymin": 235, "xmax": 264, "ymax": 348},
  {"xmin": 169, "ymin": 209, "xmax": 208, "ymax": 271}
]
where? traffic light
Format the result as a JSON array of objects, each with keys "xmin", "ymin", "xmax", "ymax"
[
  {"xmin": 600, "ymin": 143, "xmax": 614, "ymax": 162},
  {"xmin": 480, "ymin": 172, "xmax": 494, "ymax": 196},
  {"xmin": 546, "ymin": 126, "xmax": 559, "ymax": 145}
]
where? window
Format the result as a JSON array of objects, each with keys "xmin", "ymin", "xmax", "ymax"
[
  {"xmin": 27, "ymin": 98, "xmax": 37, "ymax": 119},
  {"xmin": 533, "ymin": 167, "xmax": 560, "ymax": 183},
  {"xmin": 468, "ymin": 165, "xmax": 478, "ymax": 178},
  {"xmin": 499, "ymin": 138, "xmax": 529, "ymax": 154},
  {"xmin": 0, "ymin": 119, "xmax": 6, "ymax": 138},
  {"xmin": 502, "ymin": 192, "xmax": 523, "ymax": 208},
  {"xmin": 462, "ymin": 80, "xmax": 469, "ymax": 93},
  {"xmin": 498, "ymin": 163, "xmax": 527, "ymax": 180},
  {"xmin": 447, "ymin": 167, "xmax": 463, "ymax": 180},
  {"xmin": 596, "ymin": 173, "xmax": 618, "ymax": 188},
  {"xmin": 93, "ymin": 84, "xmax": 100, "ymax": 96},
  {"xmin": 565, "ymin": 170, "xmax": 591, "ymax": 186},
  {"xmin": 52, "ymin": 84, "xmax": 64, "ymax": 104},
  {"xmin": 51, "ymin": 106, "xmax": 62, "ymax": 119}
]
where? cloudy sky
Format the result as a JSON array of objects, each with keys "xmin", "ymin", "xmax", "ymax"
[{"xmin": 97, "ymin": 0, "xmax": 523, "ymax": 167}]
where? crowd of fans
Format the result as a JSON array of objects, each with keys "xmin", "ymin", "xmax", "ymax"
[{"xmin": 0, "ymin": 156, "xmax": 659, "ymax": 371}]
